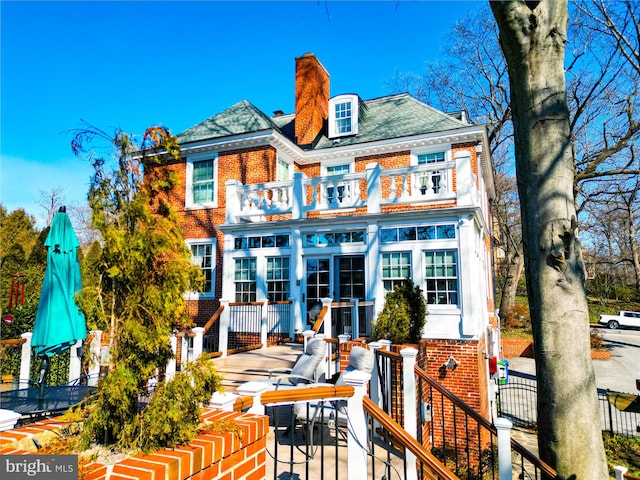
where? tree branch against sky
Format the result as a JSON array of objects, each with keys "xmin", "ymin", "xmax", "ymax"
[{"xmin": 388, "ymin": 1, "xmax": 640, "ymax": 318}]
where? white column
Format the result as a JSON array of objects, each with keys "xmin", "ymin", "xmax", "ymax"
[
  {"xmin": 321, "ymin": 297, "xmax": 333, "ymax": 338},
  {"xmin": 88, "ymin": 330, "xmax": 102, "ymax": 386},
  {"xmin": 455, "ymin": 150, "xmax": 473, "ymax": 206},
  {"xmin": 192, "ymin": 327, "xmax": 205, "ymax": 360},
  {"xmin": 68, "ymin": 340, "xmax": 83, "ymax": 382},
  {"xmin": 180, "ymin": 335, "xmax": 189, "ymax": 366},
  {"xmin": 366, "ymin": 163, "xmax": 381, "ymax": 214},
  {"xmin": 495, "ymin": 417, "xmax": 513, "ymax": 480},
  {"xmin": 458, "ymin": 215, "xmax": 479, "ymax": 337},
  {"xmin": 366, "ymin": 223, "xmax": 382, "ymax": 319},
  {"xmin": 401, "ymin": 347, "xmax": 418, "ymax": 480},
  {"xmin": 166, "ymin": 334, "xmax": 177, "ymax": 381},
  {"xmin": 19, "ymin": 332, "xmax": 32, "ymax": 388},
  {"xmin": 225, "ymin": 180, "xmax": 241, "ymax": 224},
  {"xmin": 219, "ymin": 298, "xmax": 231, "ymax": 358},
  {"xmin": 237, "ymin": 381, "xmax": 270, "ymax": 415},
  {"xmin": 344, "ymin": 370, "xmax": 372, "ymax": 479},
  {"xmin": 260, "ymin": 299, "xmax": 269, "ymax": 349},
  {"xmin": 291, "ymin": 172, "xmax": 306, "ymax": 220},
  {"xmin": 291, "ymin": 227, "xmax": 304, "ymax": 335}
]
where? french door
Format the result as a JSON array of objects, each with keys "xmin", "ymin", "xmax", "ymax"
[{"xmin": 304, "ymin": 255, "xmax": 365, "ymax": 327}]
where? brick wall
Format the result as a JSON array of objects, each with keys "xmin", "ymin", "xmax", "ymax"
[
  {"xmin": 501, "ymin": 338, "xmax": 534, "ymax": 358},
  {"xmin": 0, "ymin": 410, "xmax": 268, "ymax": 480},
  {"xmin": 418, "ymin": 338, "xmax": 491, "ymax": 456}
]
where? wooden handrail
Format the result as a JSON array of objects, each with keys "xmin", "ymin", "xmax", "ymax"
[
  {"xmin": 311, "ymin": 306, "xmax": 329, "ymax": 333},
  {"xmin": 0, "ymin": 338, "xmax": 27, "ymax": 346},
  {"xmin": 363, "ymin": 396, "xmax": 460, "ymax": 480},
  {"xmin": 414, "ymin": 365, "xmax": 562, "ymax": 480},
  {"xmin": 203, "ymin": 305, "xmax": 225, "ymax": 334},
  {"xmin": 233, "ymin": 395, "xmax": 254, "ymax": 412},
  {"xmin": 261, "ymin": 385, "xmax": 354, "ymax": 405},
  {"xmin": 377, "ymin": 349, "xmax": 402, "ymax": 360}
]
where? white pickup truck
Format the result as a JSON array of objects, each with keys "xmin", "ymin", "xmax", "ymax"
[{"xmin": 598, "ymin": 310, "xmax": 640, "ymax": 329}]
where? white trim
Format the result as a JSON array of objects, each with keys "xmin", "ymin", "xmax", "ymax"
[
  {"xmin": 328, "ymin": 94, "xmax": 359, "ymax": 138},
  {"xmin": 185, "ymin": 237, "xmax": 217, "ymax": 300},
  {"xmin": 185, "ymin": 152, "xmax": 219, "ymax": 209}
]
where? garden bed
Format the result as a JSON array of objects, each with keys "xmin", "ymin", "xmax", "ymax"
[{"xmin": 0, "ymin": 409, "xmax": 268, "ymax": 480}]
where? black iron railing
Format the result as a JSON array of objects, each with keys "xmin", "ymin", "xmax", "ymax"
[{"xmin": 498, "ymin": 370, "xmax": 640, "ymax": 438}]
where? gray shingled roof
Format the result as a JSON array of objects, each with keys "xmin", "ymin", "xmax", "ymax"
[
  {"xmin": 313, "ymin": 94, "xmax": 467, "ymax": 150},
  {"xmin": 176, "ymin": 94, "xmax": 468, "ymax": 148},
  {"xmin": 177, "ymin": 100, "xmax": 279, "ymax": 143}
]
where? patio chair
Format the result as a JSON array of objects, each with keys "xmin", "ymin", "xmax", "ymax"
[
  {"xmin": 262, "ymin": 337, "xmax": 327, "ymax": 390},
  {"xmin": 292, "ymin": 345, "xmax": 374, "ymax": 432}
]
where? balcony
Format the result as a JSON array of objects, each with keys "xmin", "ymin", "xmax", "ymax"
[{"xmin": 225, "ymin": 152, "xmax": 481, "ymax": 224}]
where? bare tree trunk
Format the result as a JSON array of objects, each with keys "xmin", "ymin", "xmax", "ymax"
[
  {"xmin": 498, "ymin": 243, "xmax": 524, "ymax": 320},
  {"xmin": 626, "ymin": 199, "xmax": 640, "ymax": 294},
  {"xmin": 490, "ymin": 1, "xmax": 608, "ymax": 478}
]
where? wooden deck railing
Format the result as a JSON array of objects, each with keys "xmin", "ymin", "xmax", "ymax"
[
  {"xmin": 311, "ymin": 306, "xmax": 329, "ymax": 333},
  {"xmin": 363, "ymin": 396, "xmax": 459, "ymax": 480},
  {"xmin": 202, "ymin": 305, "xmax": 225, "ymax": 334}
]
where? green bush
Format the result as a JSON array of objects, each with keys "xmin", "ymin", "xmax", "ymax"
[
  {"xmin": 372, "ymin": 278, "xmax": 427, "ymax": 344},
  {"xmin": 80, "ymin": 356, "xmax": 223, "ymax": 452},
  {"xmin": 603, "ymin": 432, "xmax": 640, "ymax": 477}
]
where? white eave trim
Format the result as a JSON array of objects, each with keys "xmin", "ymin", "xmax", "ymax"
[{"xmin": 175, "ymin": 124, "xmax": 490, "ymax": 171}]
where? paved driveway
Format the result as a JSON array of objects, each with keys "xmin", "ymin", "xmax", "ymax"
[{"xmin": 507, "ymin": 329, "xmax": 640, "ymax": 394}]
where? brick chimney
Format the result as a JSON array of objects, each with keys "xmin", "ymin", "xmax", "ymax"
[{"xmin": 295, "ymin": 53, "xmax": 329, "ymax": 147}]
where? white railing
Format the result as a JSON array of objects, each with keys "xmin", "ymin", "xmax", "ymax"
[{"xmin": 226, "ymin": 159, "xmax": 469, "ymax": 223}]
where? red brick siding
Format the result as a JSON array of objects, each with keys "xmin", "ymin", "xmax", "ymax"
[
  {"xmin": 0, "ymin": 411, "xmax": 268, "ymax": 480},
  {"xmin": 418, "ymin": 338, "xmax": 491, "ymax": 455},
  {"xmin": 501, "ymin": 338, "xmax": 534, "ymax": 358}
]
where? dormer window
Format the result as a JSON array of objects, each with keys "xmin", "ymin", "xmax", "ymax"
[{"xmin": 329, "ymin": 94, "xmax": 359, "ymax": 138}]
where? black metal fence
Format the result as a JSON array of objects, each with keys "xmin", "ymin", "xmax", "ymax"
[
  {"xmin": 330, "ymin": 301, "xmax": 374, "ymax": 339},
  {"xmin": 498, "ymin": 370, "xmax": 640, "ymax": 437}
]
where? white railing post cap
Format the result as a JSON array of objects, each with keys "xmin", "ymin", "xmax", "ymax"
[{"xmin": 494, "ymin": 417, "xmax": 513, "ymax": 430}]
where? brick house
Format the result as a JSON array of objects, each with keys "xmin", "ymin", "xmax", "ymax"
[{"xmin": 152, "ymin": 53, "xmax": 499, "ymax": 416}]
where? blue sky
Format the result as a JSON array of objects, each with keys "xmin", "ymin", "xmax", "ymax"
[{"xmin": 1, "ymin": 0, "xmax": 483, "ymax": 227}]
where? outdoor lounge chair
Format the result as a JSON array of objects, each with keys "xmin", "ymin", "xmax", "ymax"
[
  {"xmin": 262, "ymin": 337, "xmax": 327, "ymax": 390},
  {"xmin": 292, "ymin": 345, "xmax": 375, "ymax": 429}
]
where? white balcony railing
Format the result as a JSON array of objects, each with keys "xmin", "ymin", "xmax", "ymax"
[{"xmin": 226, "ymin": 153, "xmax": 477, "ymax": 223}]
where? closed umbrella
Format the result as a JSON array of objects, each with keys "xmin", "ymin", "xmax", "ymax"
[{"xmin": 32, "ymin": 207, "xmax": 87, "ymax": 388}]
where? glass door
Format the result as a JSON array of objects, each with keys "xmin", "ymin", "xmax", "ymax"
[
  {"xmin": 303, "ymin": 255, "xmax": 366, "ymax": 332},
  {"xmin": 304, "ymin": 257, "xmax": 330, "ymax": 327}
]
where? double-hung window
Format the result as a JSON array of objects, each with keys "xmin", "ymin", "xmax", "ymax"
[
  {"xmin": 234, "ymin": 258, "xmax": 256, "ymax": 302},
  {"xmin": 416, "ymin": 151, "xmax": 446, "ymax": 195},
  {"xmin": 267, "ymin": 257, "xmax": 290, "ymax": 302},
  {"xmin": 335, "ymin": 101, "xmax": 352, "ymax": 134},
  {"xmin": 187, "ymin": 156, "xmax": 217, "ymax": 207},
  {"xmin": 424, "ymin": 250, "xmax": 458, "ymax": 305},
  {"xmin": 382, "ymin": 252, "xmax": 412, "ymax": 292},
  {"xmin": 187, "ymin": 240, "xmax": 216, "ymax": 297},
  {"xmin": 276, "ymin": 158, "xmax": 290, "ymax": 181}
]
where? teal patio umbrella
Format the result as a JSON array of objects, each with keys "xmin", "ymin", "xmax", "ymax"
[{"xmin": 33, "ymin": 207, "xmax": 87, "ymax": 364}]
